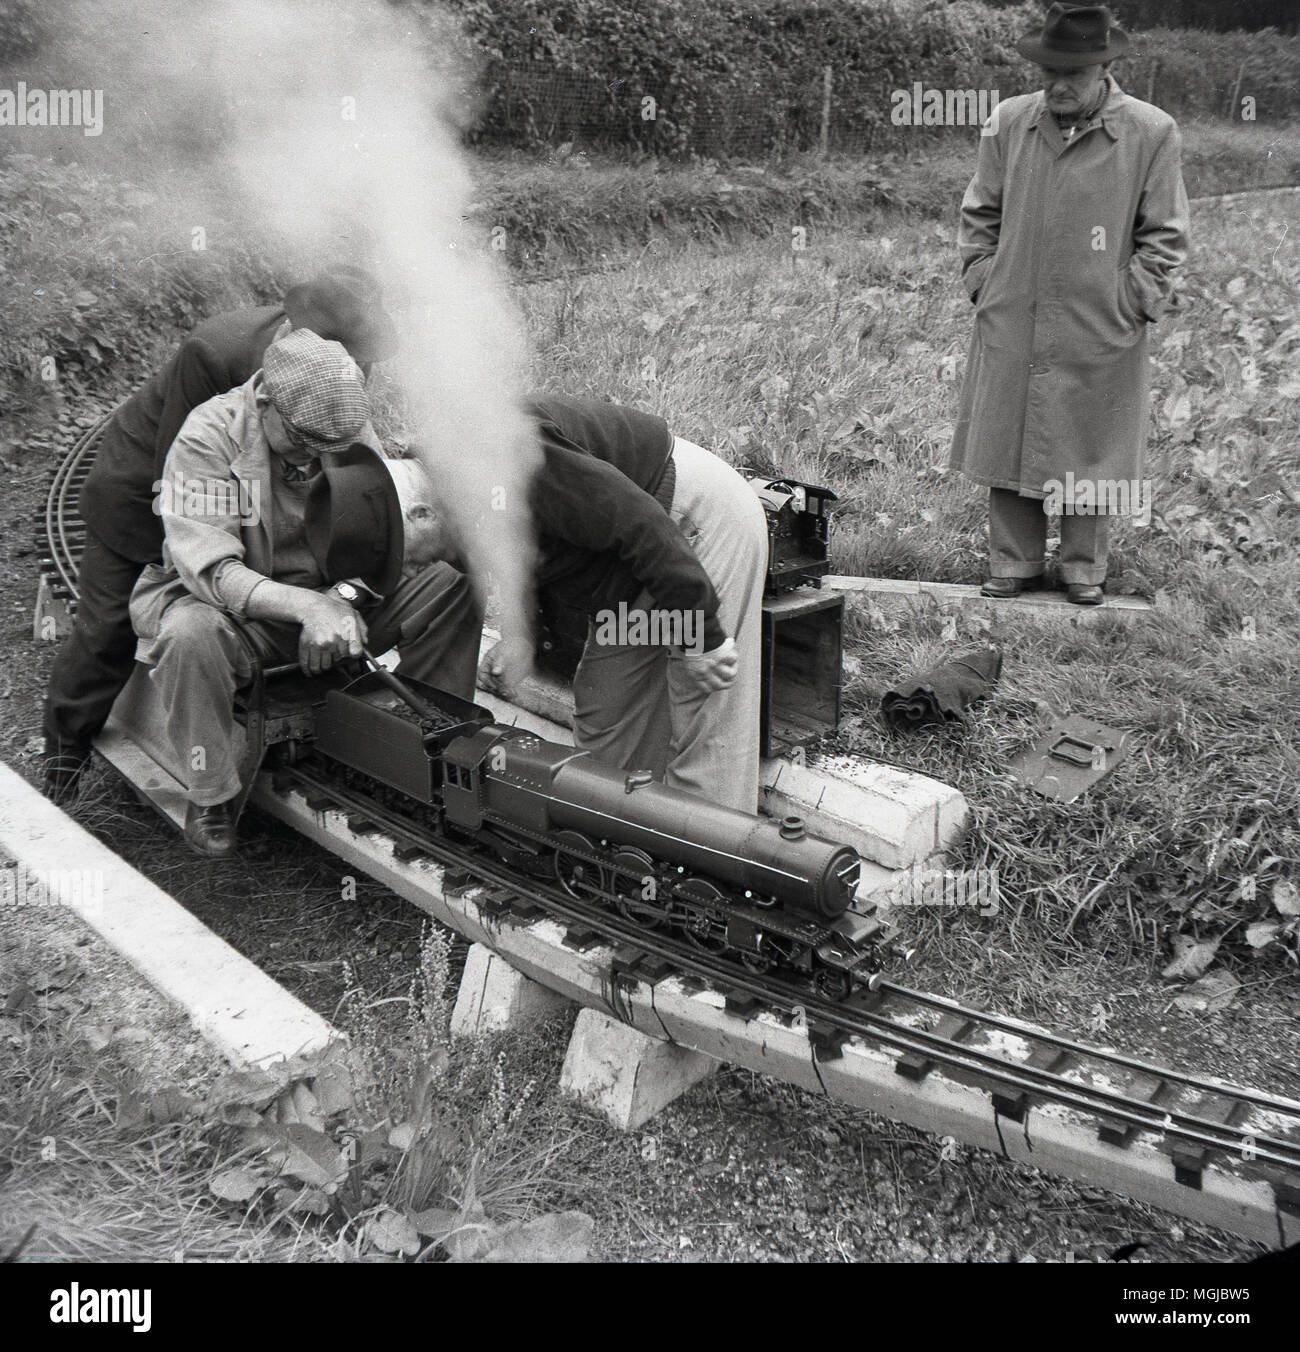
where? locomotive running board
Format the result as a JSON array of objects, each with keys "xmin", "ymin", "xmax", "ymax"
[{"xmin": 252, "ymin": 772, "xmax": 1300, "ymax": 1249}]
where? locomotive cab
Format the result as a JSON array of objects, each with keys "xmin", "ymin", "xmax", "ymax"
[{"xmin": 441, "ymin": 727, "xmax": 502, "ymax": 831}]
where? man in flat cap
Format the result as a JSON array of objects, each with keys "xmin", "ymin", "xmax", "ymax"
[
  {"xmin": 42, "ymin": 266, "xmax": 398, "ymax": 801},
  {"xmin": 951, "ymin": 4, "xmax": 1188, "ymax": 603},
  {"xmin": 129, "ymin": 329, "xmax": 480, "ymax": 856}
]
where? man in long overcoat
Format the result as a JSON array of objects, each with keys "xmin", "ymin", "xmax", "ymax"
[{"xmin": 950, "ymin": 4, "xmax": 1189, "ymax": 603}]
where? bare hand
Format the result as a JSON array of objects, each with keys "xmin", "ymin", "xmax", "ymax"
[
  {"xmin": 299, "ymin": 595, "xmax": 368, "ymax": 676},
  {"xmin": 674, "ymin": 635, "xmax": 739, "ymax": 695},
  {"xmin": 477, "ymin": 635, "xmax": 534, "ymax": 700}
]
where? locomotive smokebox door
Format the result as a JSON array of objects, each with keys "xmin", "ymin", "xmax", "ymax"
[{"xmin": 760, "ymin": 590, "xmax": 844, "ymax": 759}]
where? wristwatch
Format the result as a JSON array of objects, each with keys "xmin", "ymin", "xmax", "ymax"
[{"xmin": 332, "ymin": 581, "xmax": 363, "ymax": 607}]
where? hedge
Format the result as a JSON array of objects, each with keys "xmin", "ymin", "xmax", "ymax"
[{"xmin": 412, "ymin": 0, "xmax": 1300, "ymax": 155}]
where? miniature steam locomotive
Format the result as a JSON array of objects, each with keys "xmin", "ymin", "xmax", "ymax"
[{"xmin": 299, "ymin": 670, "xmax": 887, "ymax": 996}]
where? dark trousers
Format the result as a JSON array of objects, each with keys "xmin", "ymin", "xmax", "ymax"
[
  {"xmin": 43, "ymin": 532, "xmax": 147, "ymax": 753},
  {"xmin": 987, "ymin": 488, "xmax": 1110, "ymax": 586}
]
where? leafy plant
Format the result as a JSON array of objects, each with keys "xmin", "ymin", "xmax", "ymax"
[{"xmin": 196, "ymin": 923, "xmax": 589, "ymax": 1262}]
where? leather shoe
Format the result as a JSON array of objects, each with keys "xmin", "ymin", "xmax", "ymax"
[
  {"xmin": 1066, "ymin": 583, "xmax": 1104, "ymax": 606},
  {"xmin": 42, "ymin": 746, "xmax": 92, "ymax": 804},
  {"xmin": 980, "ymin": 574, "xmax": 1046, "ymax": 599},
  {"xmin": 184, "ymin": 799, "xmax": 239, "ymax": 858}
]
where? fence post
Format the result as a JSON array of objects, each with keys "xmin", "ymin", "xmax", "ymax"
[
  {"xmin": 819, "ymin": 64, "xmax": 833, "ymax": 159},
  {"xmin": 1228, "ymin": 60, "xmax": 1247, "ymax": 120},
  {"xmin": 1145, "ymin": 57, "xmax": 1158, "ymax": 106}
]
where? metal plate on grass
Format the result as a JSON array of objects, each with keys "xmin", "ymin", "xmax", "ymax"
[{"xmin": 1008, "ymin": 715, "xmax": 1131, "ymax": 802}]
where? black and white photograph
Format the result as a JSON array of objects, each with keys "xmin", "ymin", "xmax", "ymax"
[{"xmin": 0, "ymin": 0, "xmax": 1298, "ymax": 1308}]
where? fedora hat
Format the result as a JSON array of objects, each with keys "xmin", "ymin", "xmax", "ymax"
[
  {"xmin": 305, "ymin": 443, "xmax": 405, "ymax": 598},
  {"xmin": 1017, "ymin": 4, "xmax": 1128, "ymax": 68},
  {"xmin": 283, "ymin": 265, "xmax": 399, "ymax": 364}
]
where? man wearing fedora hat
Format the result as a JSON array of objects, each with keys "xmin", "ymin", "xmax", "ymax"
[
  {"xmin": 41, "ymin": 266, "xmax": 399, "ymax": 803},
  {"xmin": 950, "ymin": 4, "xmax": 1188, "ymax": 603},
  {"xmin": 127, "ymin": 328, "xmax": 481, "ymax": 856}
]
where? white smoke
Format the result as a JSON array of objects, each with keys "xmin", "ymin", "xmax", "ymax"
[{"xmin": 55, "ymin": 0, "xmax": 538, "ymax": 645}]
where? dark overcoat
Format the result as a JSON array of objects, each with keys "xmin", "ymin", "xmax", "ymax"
[{"xmin": 79, "ymin": 307, "xmax": 288, "ymax": 560}]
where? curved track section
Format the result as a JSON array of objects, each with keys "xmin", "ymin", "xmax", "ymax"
[{"xmin": 37, "ymin": 413, "xmax": 112, "ymax": 614}]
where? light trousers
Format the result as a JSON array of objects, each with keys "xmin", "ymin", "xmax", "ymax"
[{"xmin": 571, "ymin": 437, "xmax": 769, "ymax": 814}]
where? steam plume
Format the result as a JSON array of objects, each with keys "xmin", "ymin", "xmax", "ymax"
[{"xmin": 48, "ymin": 0, "xmax": 538, "ymax": 644}]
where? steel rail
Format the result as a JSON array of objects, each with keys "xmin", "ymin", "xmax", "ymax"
[
  {"xmin": 44, "ymin": 414, "xmax": 111, "ymax": 601},
  {"xmin": 874, "ymin": 981, "xmax": 1300, "ymax": 1118}
]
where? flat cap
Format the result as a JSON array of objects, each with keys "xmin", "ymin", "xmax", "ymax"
[{"xmin": 262, "ymin": 328, "xmax": 370, "ymax": 455}]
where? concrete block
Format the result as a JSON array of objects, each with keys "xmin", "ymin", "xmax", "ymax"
[
  {"xmin": 0, "ymin": 764, "xmax": 336, "ymax": 1069},
  {"xmin": 559, "ymin": 1007, "xmax": 717, "ymax": 1131},
  {"xmin": 450, "ymin": 943, "xmax": 572, "ymax": 1039},
  {"xmin": 761, "ymin": 754, "xmax": 967, "ymax": 869},
  {"xmin": 825, "ymin": 575, "xmax": 1153, "ymax": 629}
]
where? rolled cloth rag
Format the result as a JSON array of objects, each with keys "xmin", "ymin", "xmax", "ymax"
[{"xmin": 881, "ymin": 645, "xmax": 1003, "ymax": 731}]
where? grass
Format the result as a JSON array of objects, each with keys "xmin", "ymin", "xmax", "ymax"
[
  {"xmin": 0, "ymin": 834, "xmax": 598, "ymax": 1262},
  {"xmin": 0, "ymin": 921, "xmax": 340, "ymax": 1262},
  {"xmin": 5, "ymin": 120, "xmax": 1295, "ymax": 419},
  {"xmin": 3, "ymin": 124, "xmax": 1297, "ymax": 1262},
  {"xmin": 470, "ymin": 119, "xmax": 1300, "ymax": 272},
  {"xmin": 514, "ymin": 188, "xmax": 1300, "ymax": 978}
]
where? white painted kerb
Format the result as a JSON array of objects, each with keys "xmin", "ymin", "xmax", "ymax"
[{"xmin": 0, "ymin": 762, "xmax": 338, "ymax": 1069}]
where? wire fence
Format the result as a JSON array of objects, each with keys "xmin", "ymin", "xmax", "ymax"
[{"xmin": 468, "ymin": 55, "xmax": 1288, "ymax": 160}]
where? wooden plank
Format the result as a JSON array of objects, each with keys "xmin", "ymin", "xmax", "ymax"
[
  {"xmin": 33, "ymin": 573, "xmax": 73, "ymax": 642},
  {"xmin": 824, "ymin": 574, "xmax": 1154, "ymax": 627},
  {"xmin": 895, "ymin": 1013, "xmax": 976, "ymax": 1081},
  {"xmin": 254, "ymin": 774, "xmax": 1300, "ymax": 1248},
  {"xmin": 94, "ymin": 727, "xmax": 189, "ymax": 829},
  {"xmin": 0, "ymin": 763, "xmax": 337, "ymax": 1069}
]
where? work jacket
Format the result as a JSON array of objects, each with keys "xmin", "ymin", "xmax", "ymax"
[
  {"xmin": 128, "ymin": 377, "xmax": 380, "ymax": 645},
  {"xmin": 949, "ymin": 78, "xmax": 1189, "ymax": 498}
]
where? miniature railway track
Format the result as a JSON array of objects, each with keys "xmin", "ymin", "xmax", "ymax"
[
  {"xmin": 36, "ymin": 413, "xmax": 111, "ymax": 619},
  {"xmin": 271, "ymin": 756, "xmax": 1300, "ymax": 1204}
]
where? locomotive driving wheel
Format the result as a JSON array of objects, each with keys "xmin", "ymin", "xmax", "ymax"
[
  {"xmin": 739, "ymin": 941, "xmax": 776, "ymax": 976},
  {"xmin": 552, "ymin": 830, "xmax": 607, "ymax": 901},
  {"xmin": 813, "ymin": 966, "xmax": 852, "ymax": 1001},
  {"xmin": 673, "ymin": 879, "xmax": 729, "ymax": 954},
  {"xmin": 611, "ymin": 847, "xmax": 665, "ymax": 930}
]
